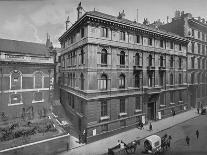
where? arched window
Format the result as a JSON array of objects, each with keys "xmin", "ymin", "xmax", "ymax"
[
  {"xmin": 160, "ymin": 55, "xmax": 164, "ymax": 67},
  {"xmin": 34, "ymin": 71, "xmax": 44, "ymax": 88},
  {"xmin": 148, "ymin": 54, "xmax": 152, "ymax": 66},
  {"xmin": 170, "ymin": 74, "xmax": 173, "ymax": 85},
  {"xmin": 135, "ymin": 74, "xmax": 140, "ymax": 88},
  {"xmin": 119, "ymin": 74, "xmax": 125, "ymax": 88},
  {"xmin": 120, "ymin": 51, "xmax": 125, "ymax": 65},
  {"xmin": 135, "ymin": 53, "xmax": 140, "ymax": 66},
  {"xmin": 10, "ymin": 70, "xmax": 22, "ymax": 90},
  {"xmin": 80, "ymin": 73, "xmax": 84, "ymax": 90},
  {"xmin": 101, "ymin": 49, "xmax": 107, "ymax": 65},
  {"xmin": 99, "ymin": 74, "xmax": 107, "ymax": 90}
]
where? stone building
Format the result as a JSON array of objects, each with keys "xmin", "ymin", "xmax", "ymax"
[
  {"xmin": 58, "ymin": 4, "xmax": 189, "ymax": 142},
  {"xmin": 0, "ymin": 38, "xmax": 55, "ymax": 122},
  {"xmin": 160, "ymin": 10, "xmax": 207, "ymax": 108}
]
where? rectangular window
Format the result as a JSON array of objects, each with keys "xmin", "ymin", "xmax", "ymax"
[
  {"xmin": 148, "ymin": 38, "xmax": 152, "ymax": 46},
  {"xmin": 198, "ymin": 58, "xmax": 200, "ymax": 69},
  {"xmin": 179, "ymin": 44, "xmax": 182, "ymax": 51},
  {"xmin": 136, "ymin": 35, "xmax": 140, "ymax": 43},
  {"xmin": 120, "ymin": 120, "xmax": 126, "ymax": 127},
  {"xmin": 198, "ymin": 31, "xmax": 200, "ymax": 39},
  {"xmin": 202, "ymin": 33, "xmax": 205, "ymax": 41},
  {"xmin": 120, "ymin": 98, "xmax": 125, "ymax": 113},
  {"xmin": 135, "ymin": 96, "xmax": 141, "ymax": 110},
  {"xmin": 179, "ymin": 91, "xmax": 182, "ymax": 101},
  {"xmin": 170, "ymin": 92, "xmax": 174, "ymax": 103},
  {"xmin": 191, "ymin": 42, "xmax": 194, "ymax": 53},
  {"xmin": 101, "ymin": 124, "xmax": 108, "ymax": 132},
  {"xmin": 101, "ymin": 100, "xmax": 107, "ymax": 117},
  {"xmin": 71, "ymin": 95, "xmax": 75, "ymax": 109},
  {"xmin": 81, "ymin": 28, "xmax": 84, "ymax": 38},
  {"xmin": 192, "ymin": 29, "xmax": 194, "ymax": 37},
  {"xmin": 170, "ymin": 41, "xmax": 173, "ymax": 49},
  {"xmin": 148, "ymin": 73, "xmax": 153, "ymax": 87},
  {"xmin": 179, "ymin": 58, "xmax": 182, "ymax": 69},
  {"xmin": 120, "ymin": 31, "xmax": 125, "ymax": 41},
  {"xmin": 202, "ymin": 45, "xmax": 205, "ymax": 55},
  {"xmin": 160, "ymin": 40, "xmax": 164, "ymax": 48},
  {"xmin": 101, "ymin": 27, "xmax": 108, "ymax": 38},
  {"xmin": 198, "ymin": 43, "xmax": 201, "ymax": 54},
  {"xmin": 160, "ymin": 73, "xmax": 164, "ymax": 86},
  {"xmin": 191, "ymin": 57, "xmax": 194, "ymax": 69},
  {"xmin": 179, "ymin": 74, "xmax": 182, "ymax": 84}
]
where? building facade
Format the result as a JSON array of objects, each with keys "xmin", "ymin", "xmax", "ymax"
[
  {"xmin": 160, "ymin": 11, "xmax": 207, "ymax": 109},
  {"xmin": 59, "ymin": 5, "xmax": 189, "ymax": 142},
  {"xmin": 0, "ymin": 38, "xmax": 54, "ymax": 122}
]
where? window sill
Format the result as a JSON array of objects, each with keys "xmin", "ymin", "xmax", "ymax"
[
  {"xmin": 178, "ymin": 101, "xmax": 183, "ymax": 104},
  {"xmin": 32, "ymin": 100, "xmax": 44, "ymax": 104},
  {"xmin": 119, "ymin": 112, "xmax": 127, "ymax": 117},
  {"xmin": 8, "ymin": 102, "xmax": 23, "ymax": 106},
  {"xmin": 160, "ymin": 104, "xmax": 166, "ymax": 108},
  {"xmin": 170, "ymin": 102, "xmax": 175, "ymax": 105},
  {"xmin": 100, "ymin": 116, "xmax": 110, "ymax": 121}
]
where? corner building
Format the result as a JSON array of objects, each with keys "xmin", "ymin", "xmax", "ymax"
[
  {"xmin": 160, "ymin": 11, "xmax": 207, "ymax": 108},
  {"xmin": 59, "ymin": 8, "xmax": 189, "ymax": 142}
]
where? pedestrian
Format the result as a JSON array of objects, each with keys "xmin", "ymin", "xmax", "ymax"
[
  {"xmin": 149, "ymin": 123, "xmax": 152, "ymax": 131},
  {"xmin": 196, "ymin": 130, "xmax": 199, "ymax": 139},
  {"xmin": 168, "ymin": 135, "xmax": 172, "ymax": 148},
  {"xmin": 186, "ymin": 136, "xmax": 190, "ymax": 146},
  {"xmin": 197, "ymin": 108, "xmax": 200, "ymax": 114}
]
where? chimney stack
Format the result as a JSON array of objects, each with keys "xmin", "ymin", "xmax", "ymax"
[
  {"xmin": 77, "ymin": 2, "xmax": 83, "ymax": 20},
  {"xmin": 65, "ymin": 16, "xmax": 70, "ymax": 30}
]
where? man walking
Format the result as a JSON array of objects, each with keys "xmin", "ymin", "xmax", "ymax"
[
  {"xmin": 149, "ymin": 123, "xmax": 152, "ymax": 131},
  {"xmin": 196, "ymin": 130, "xmax": 199, "ymax": 139},
  {"xmin": 186, "ymin": 136, "xmax": 190, "ymax": 146},
  {"xmin": 197, "ymin": 107, "xmax": 200, "ymax": 114}
]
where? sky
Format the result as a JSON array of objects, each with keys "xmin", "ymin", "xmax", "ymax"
[{"xmin": 0, "ymin": 0, "xmax": 206, "ymax": 48}]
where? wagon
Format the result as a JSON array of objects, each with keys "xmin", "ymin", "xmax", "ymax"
[{"xmin": 144, "ymin": 135, "xmax": 161, "ymax": 154}]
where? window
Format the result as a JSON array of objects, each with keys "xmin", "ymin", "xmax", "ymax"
[
  {"xmin": 202, "ymin": 45, "xmax": 205, "ymax": 55},
  {"xmin": 135, "ymin": 53, "xmax": 140, "ymax": 66},
  {"xmin": 119, "ymin": 74, "xmax": 125, "ymax": 88},
  {"xmin": 198, "ymin": 58, "xmax": 200, "ymax": 69},
  {"xmin": 135, "ymin": 74, "xmax": 140, "ymax": 88},
  {"xmin": 120, "ymin": 31, "xmax": 125, "ymax": 41},
  {"xmin": 101, "ymin": 124, "xmax": 108, "ymax": 132},
  {"xmin": 160, "ymin": 40, "xmax": 164, "ymax": 48},
  {"xmin": 179, "ymin": 58, "xmax": 182, "ymax": 69},
  {"xmin": 71, "ymin": 95, "xmax": 75, "ymax": 108},
  {"xmin": 33, "ymin": 92, "xmax": 43, "ymax": 102},
  {"xmin": 179, "ymin": 91, "xmax": 182, "ymax": 101},
  {"xmin": 198, "ymin": 43, "xmax": 201, "ymax": 54},
  {"xmin": 191, "ymin": 73, "xmax": 194, "ymax": 84},
  {"xmin": 170, "ymin": 92, "xmax": 174, "ymax": 103},
  {"xmin": 10, "ymin": 70, "xmax": 22, "ymax": 90},
  {"xmin": 148, "ymin": 54, "xmax": 152, "ymax": 66},
  {"xmin": 191, "ymin": 42, "xmax": 194, "ymax": 53},
  {"xmin": 120, "ymin": 51, "xmax": 125, "ymax": 65},
  {"xmin": 179, "ymin": 44, "xmax": 182, "ymax": 51},
  {"xmin": 202, "ymin": 33, "xmax": 205, "ymax": 41},
  {"xmin": 170, "ymin": 56, "xmax": 173, "ymax": 68},
  {"xmin": 101, "ymin": 49, "xmax": 107, "ymax": 65},
  {"xmin": 73, "ymin": 73, "xmax": 75, "ymax": 87},
  {"xmin": 120, "ymin": 120, "xmax": 126, "ymax": 127},
  {"xmin": 101, "ymin": 27, "xmax": 108, "ymax": 38},
  {"xmin": 160, "ymin": 73, "xmax": 164, "ymax": 86},
  {"xmin": 191, "ymin": 57, "xmax": 194, "ymax": 68},
  {"xmin": 192, "ymin": 29, "xmax": 194, "ymax": 37},
  {"xmin": 170, "ymin": 41, "xmax": 173, "ymax": 49},
  {"xmin": 10, "ymin": 94, "xmax": 22, "ymax": 105},
  {"xmin": 34, "ymin": 71, "xmax": 43, "ymax": 88},
  {"xmin": 136, "ymin": 35, "xmax": 140, "ymax": 43},
  {"xmin": 80, "ymin": 73, "xmax": 84, "ymax": 90},
  {"xmin": 170, "ymin": 74, "xmax": 173, "ymax": 85},
  {"xmin": 160, "ymin": 55, "xmax": 164, "ymax": 67},
  {"xmin": 179, "ymin": 74, "xmax": 182, "ymax": 84},
  {"xmin": 101, "ymin": 100, "xmax": 107, "ymax": 117},
  {"xmin": 80, "ymin": 49, "xmax": 84, "ymax": 64},
  {"xmin": 135, "ymin": 96, "xmax": 141, "ymax": 110},
  {"xmin": 148, "ymin": 38, "xmax": 152, "ymax": 46},
  {"xmin": 99, "ymin": 74, "xmax": 107, "ymax": 90},
  {"xmin": 197, "ymin": 73, "xmax": 200, "ymax": 84},
  {"xmin": 198, "ymin": 31, "xmax": 200, "ymax": 39},
  {"xmin": 202, "ymin": 59, "xmax": 205, "ymax": 69},
  {"xmin": 148, "ymin": 73, "xmax": 153, "ymax": 87},
  {"xmin": 81, "ymin": 28, "xmax": 84, "ymax": 38},
  {"xmin": 120, "ymin": 98, "xmax": 125, "ymax": 113}
]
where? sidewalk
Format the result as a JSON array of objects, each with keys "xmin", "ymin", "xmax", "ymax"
[{"xmin": 60, "ymin": 109, "xmax": 199, "ymax": 155}]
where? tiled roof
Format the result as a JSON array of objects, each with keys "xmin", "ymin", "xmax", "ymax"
[{"xmin": 0, "ymin": 38, "xmax": 50, "ymax": 56}]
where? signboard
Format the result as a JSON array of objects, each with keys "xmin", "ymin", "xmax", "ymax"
[
  {"xmin": 142, "ymin": 115, "xmax": 145, "ymax": 124},
  {"xmin": 158, "ymin": 112, "xmax": 162, "ymax": 120}
]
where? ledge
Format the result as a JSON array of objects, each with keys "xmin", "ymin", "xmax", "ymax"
[
  {"xmin": 32, "ymin": 100, "xmax": 44, "ymax": 104},
  {"xmin": 170, "ymin": 102, "xmax": 175, "ymax": 105},
  {"xmin": 100, "ymin": 116, "xmax": 110, "ymax": 121},
  {"xmin": 8, "ymin": 102, "xmax": 23, "ymax": 106},
  {"xmin": 119, "ymin": 112, "xmax": 127, "ymax": 117},
  {"xmin": 135, "ymin": 109, "xmax": 142, "ymax": 113}
]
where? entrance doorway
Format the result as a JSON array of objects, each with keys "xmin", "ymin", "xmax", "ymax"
[{"xmin": 147, "ymin": 102, "xmax": 155, "ymax": 120}]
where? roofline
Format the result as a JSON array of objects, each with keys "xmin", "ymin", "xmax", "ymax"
[
  {"xmin": 59, "ymin": 11, "xmax": 189, "ymax": 43},
  {"xmin": 189, "ymin": 18, "xmax": 207, "ymax": 28}
]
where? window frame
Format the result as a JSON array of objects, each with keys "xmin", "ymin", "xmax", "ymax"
[{"xmin": 101, "ymin": 100, "xmax": 108, "ymax": 117}]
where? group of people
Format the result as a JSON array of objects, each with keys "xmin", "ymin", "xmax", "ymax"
[{"xmin": 185, "ymin": 129, "xmax": 199, "ymax": 146}]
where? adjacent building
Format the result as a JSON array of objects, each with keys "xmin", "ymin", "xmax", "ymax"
[
  {"xmin": 0, "ymin": 38, "xmax": 55, "ymax": 122},
  {"xmin": 160, "ymin": 11, "xmax": 207, "ymax": 109},
  {"xmin": 59, "ymin": 4, "xmax": 189, "ymax": 142}
]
